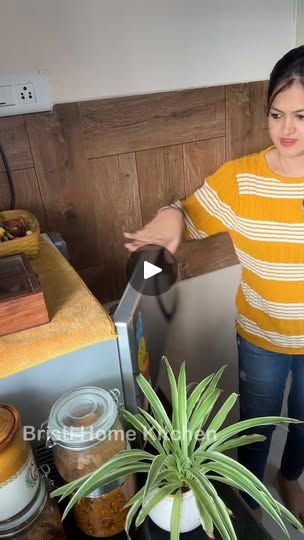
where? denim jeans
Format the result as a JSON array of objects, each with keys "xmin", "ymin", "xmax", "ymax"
[{"xmin": 236, "ymin": 334, "xmax": 304, "ymax": 509}]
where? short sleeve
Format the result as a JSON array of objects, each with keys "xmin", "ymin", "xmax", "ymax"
[{"xmin": 171, "ymin": 160, "xmax": 239, "ymax": 240}]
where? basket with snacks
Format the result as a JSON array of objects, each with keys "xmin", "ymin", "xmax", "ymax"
[{"xmin": 0, "ymin": 210, "xmax": 40, "ymax": 259}]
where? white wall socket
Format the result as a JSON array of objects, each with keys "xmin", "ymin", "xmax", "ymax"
[
  {"xmin": 15, "ymin": 83, "xmax": 37, "ymax": 104},
  {"xmin": 0, "ymin": 74, "xmax": 53, "ymax": 117}
]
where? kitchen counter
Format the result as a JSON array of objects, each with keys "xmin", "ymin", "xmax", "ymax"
[{"xmin": 0, "ymin": 237, "xmax": 116, "ymax": 379}]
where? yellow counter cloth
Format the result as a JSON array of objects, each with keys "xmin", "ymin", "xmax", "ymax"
[{"xmin": 0, "ymin": 238, "xmax": 117, "ymax": 378}]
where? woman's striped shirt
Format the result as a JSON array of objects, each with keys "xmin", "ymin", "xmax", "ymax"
[{"xmin": 172, "ymin": 146, "xmax": 304, "ymax": 354}]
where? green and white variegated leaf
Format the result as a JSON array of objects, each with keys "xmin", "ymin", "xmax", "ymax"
[
  {"xmin": 136, "ymin": 373, "xmax": 173, "ymax": 431},
  {"xmin": 52, "ymin": 449, "xmax": 153, "ymax": 501},
  {"xmin": 122, "ymin": 409, "xmax": 164, "ymax": 454},
  {"xmin": 190, "ymin": 469, "xmax": 237, "ymax": 540},
  {"xmin": 201, "ymin": 416, "xmax": 301, "ymax": 451},
  {"xmin": 206, "ymin": 393, "xmax": 239, "ymax": 434},
  {"xmin": 189, "ymin": 388, "xmax": 222, "ymax": 434},
  {"xmin": 137, "ymin": 407, "xmax": 168, "ymax": 439},
  {"xmin": 187, "ymin": 476, "xmax": 232, "ymax": 540},
  {"xmin": 273, "ymin": 499, "xmax": 304, "ymax": 533},
  {"xmin": 209, "ymin": 434, "xmax": 266, "ymax": 454},
  {"xmin": 143, "ymin": 454, "xmax": 167, "ymax": 502},
  {"xmin": 60, "ymin": 460, "xmax": 151, "ymax": 519},
  {"xmin": 62, "ymin": 462, "xmax": 150, "ymax": 519},
  {"xmin": 177, "ymin": 362, "xmax": 188, "ymax": 457},
  {"xmin": 206, "ymin": 473, "xmax": 303, "ymax": 535},
  {"xmin": 125, "ymin": 486, "xmax": 145, "ymax": 538},
  {"xmin": 187, "ymin": 366, "xmax": 225, "ymax": 423},
  {"xmin": 201, "ymin": 452, "xmax": 290, "ymax": 535},
  {"xmin": 135, "ymin": 483, "xmax": 181, "ymax": 527},
  {"xmin": 52, "ymin": 472, "xmax": 91, "ymax": 502},
  {"xmin": 163, "ymin": 356, "xmax": 179, "ymax": 431},
  {"xmin": 204, "ymin": 451, "xmax": 281, "ymax": 504},
  {"xmin": 188, "ymin": 389, "xmax": 222, "ymax": 454},
  {"xmin": 207, "ymin": 365, "xmax": 226, "ymax": 393},
  {"xmin": 170, "ymin": 488, "xmax": 182, "ymax": 540},
  {"xmin": 204, "ymin": 466, "xmax": 289, "ymax": 535},
  {"xmin": 187, "ymin": 373, "xmax": 215, "ymax": 419},
  {"xmin": 187, "ymin": 478, "xmax": 215, "ymax": 539},
  {"xmin": 195, "ymin": 491, "xmax": 214, "ymax": 539}
]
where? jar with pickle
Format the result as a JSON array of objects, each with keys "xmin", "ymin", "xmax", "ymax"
[
  {"xmin": 0, "ymin": 404, "xmax": 40, "ymax": 521},
  {"xmin": 47, "ymin": 387, "xmax": 136, "ymax": 538},
  {"xmin": 0, "ymin": 476, "xmax": 66, "ymax": 539}
]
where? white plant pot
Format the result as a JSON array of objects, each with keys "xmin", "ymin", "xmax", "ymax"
[{"xmin": 148, "ymin": 489, "xmax": 201, "ymax": 533}]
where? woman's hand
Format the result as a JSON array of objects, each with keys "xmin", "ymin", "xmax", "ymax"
[{"xmin": 124, "ymin": 208, "xmax": 184, "ymax": 254}]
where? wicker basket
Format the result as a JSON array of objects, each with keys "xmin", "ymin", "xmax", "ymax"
[{"xmin": 0, "ymin": 210, "xmax": 40, "ymax": 259}]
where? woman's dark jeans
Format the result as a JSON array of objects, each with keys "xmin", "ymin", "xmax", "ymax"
[{"xmin": 237, "ymin": 334, "xmax": 304, "ymax": 509}]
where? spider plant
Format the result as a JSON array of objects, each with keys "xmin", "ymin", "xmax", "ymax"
[{"xmin": 52, "ymin": 358, "xmax": 304, "ymax": 540}]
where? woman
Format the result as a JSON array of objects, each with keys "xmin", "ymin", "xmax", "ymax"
[{"xmin": 124, "ymin": 46, "xmax": 304, "ymax": 522}]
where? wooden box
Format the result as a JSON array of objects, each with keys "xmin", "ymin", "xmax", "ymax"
[{"xmin": 0, "ymin": 253, "xmax": 49, "ymax": 337}]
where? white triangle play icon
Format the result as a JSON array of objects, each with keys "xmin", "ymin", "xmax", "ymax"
[{"xmin": 144, "ymin": 260, "xmax": 162, "ymax": 280}]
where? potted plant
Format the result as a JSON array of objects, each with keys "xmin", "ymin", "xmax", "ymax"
[{"xmin": 52, "ymin": 358, "xmax": 304, "ymax": 539}]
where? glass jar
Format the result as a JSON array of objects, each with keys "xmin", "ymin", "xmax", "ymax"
[
  {"xmin": 0, "ymin": 404, "xmax": 39, "ymax": 520},
  {"xmin": 47, "ymin": 387, "xmax": 136, "ymax": 537},
  {"xmin": 0, "ymin": 477, "xmax": 66, "ymax": 539}
]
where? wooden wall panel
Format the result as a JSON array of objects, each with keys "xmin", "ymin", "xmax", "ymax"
[
  {"xmin": 0, "ymin": 81, "xmax": 269, "ymax": 301},
  {"xmin": 183, "ymin": 137, "xmax": 225, "ymax": 194},
  {"xmin": 0, "ymin": 169, "xmax": 47, "ymax": 230},
  {"xmin": 80, "ymin": 86, "xmax": 225, "ymax": 159},
  {"xmin": 136, "ymin": 145, "xmax": 185, "ymax": 224},
  {"xmin": 87, "ymin": 153, "xmax": 142, "ymax": 301},
  {"xmin": 177, "ymin": 234, "xmax": 238, "ymax": 280},
  {"xmin": 0, "ymin": 116, "xmax": 33, "ymax": 172},
  {"xmin": 26, "ymin": 104, "xmax": 99, "ymax": 269},
  {"xmin": 225, "ymin": 81, "xmax": 269, "ymax": 160}
]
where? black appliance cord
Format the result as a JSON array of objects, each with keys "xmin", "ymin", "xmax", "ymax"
[{"xmin": 0, "ymin": 144, "xmax": 16, "ymax": 210}]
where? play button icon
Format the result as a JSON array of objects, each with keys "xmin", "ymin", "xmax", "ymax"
[
  {"xmin": 126, "ymin": 244, "xmax": 178, "ymax": 296},
  {"xmin": 144, "ymin": 260, "xmax": 162, "ymax": 280}
]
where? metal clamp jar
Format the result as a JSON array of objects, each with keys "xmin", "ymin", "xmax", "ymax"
[
  {"xmin": 0, "ymin": 404, "xmax": 39, "ymax": 521},
  {"xmin": 0, "ymin": 477, "xmax": 66, "ymax": 539},
  {"xmin": 47, "ymin": 387, "xmax": 136, "ymax": 538}
]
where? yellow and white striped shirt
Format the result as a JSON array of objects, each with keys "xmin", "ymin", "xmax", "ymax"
[{"xmin": 173, "ymin": 147, "xmax": 304, "ymax": 354}]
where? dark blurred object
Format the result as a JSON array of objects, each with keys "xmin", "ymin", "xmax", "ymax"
[{"xmin": 0, "ymin": 144, "xmax": 15, "ymax": 210}]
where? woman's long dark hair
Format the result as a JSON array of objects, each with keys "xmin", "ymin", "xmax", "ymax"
[{"xmin": 267, "ymin": 45, "xmax": 304, "ymax": 112}]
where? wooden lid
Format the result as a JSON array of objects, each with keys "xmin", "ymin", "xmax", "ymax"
[{"xmin": 0, "ymin": 404, "xmax": 19, "ymax": 450}]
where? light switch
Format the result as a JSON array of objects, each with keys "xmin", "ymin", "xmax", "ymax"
[{"xmin": 0, "ymin": 85, "xmax": 15, "ymax": 107}]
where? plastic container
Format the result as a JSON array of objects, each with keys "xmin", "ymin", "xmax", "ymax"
[
  {"xmin": 0, "ymin": 477, "xmax": 66, "ymax": 539},
  {"xmin": 0, "ymin": 404, "xmax": 39, "ymax": 520},
  {"xmin": 47, "ymin": 387, "xmax": 136, "ymax": 537}
]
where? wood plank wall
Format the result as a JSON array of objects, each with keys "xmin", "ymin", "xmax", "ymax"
[{"xmin": 0, "ymin": 81, "xmax": 271, "ymax": 302}]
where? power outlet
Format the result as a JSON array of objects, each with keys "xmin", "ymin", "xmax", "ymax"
[
  {"xmin": 0, "ymin": 74, "xmax": 52, "ymax": 117},
  {"xmin": 15, "ymin": 83, "xmax": 37, "ymax": 104}
]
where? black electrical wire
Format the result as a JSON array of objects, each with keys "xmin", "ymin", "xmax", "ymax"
[
  {"xmin": 0, "ymin": 144, "xmax": 16, "ymax": 210},
  {"xmin": 154, "ymin": 247, "xmax": 178, "ymax": 322}
]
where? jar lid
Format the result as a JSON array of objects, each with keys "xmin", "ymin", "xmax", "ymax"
[
  {"xmin": 0, "ymin": 478, "xmax": 47, "ymax": 536},
  {"xmin": 0, "ymin": 404, "xmax": 19, "ymax": 450},
  {"xmin": 48, "ymin": 387, "xmax": 119, "ymax": 449}
]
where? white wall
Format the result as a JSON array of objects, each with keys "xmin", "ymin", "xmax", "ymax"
[{"xmin": 1, "ymin": 0, "xmax": 296, "ymax": 103}]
